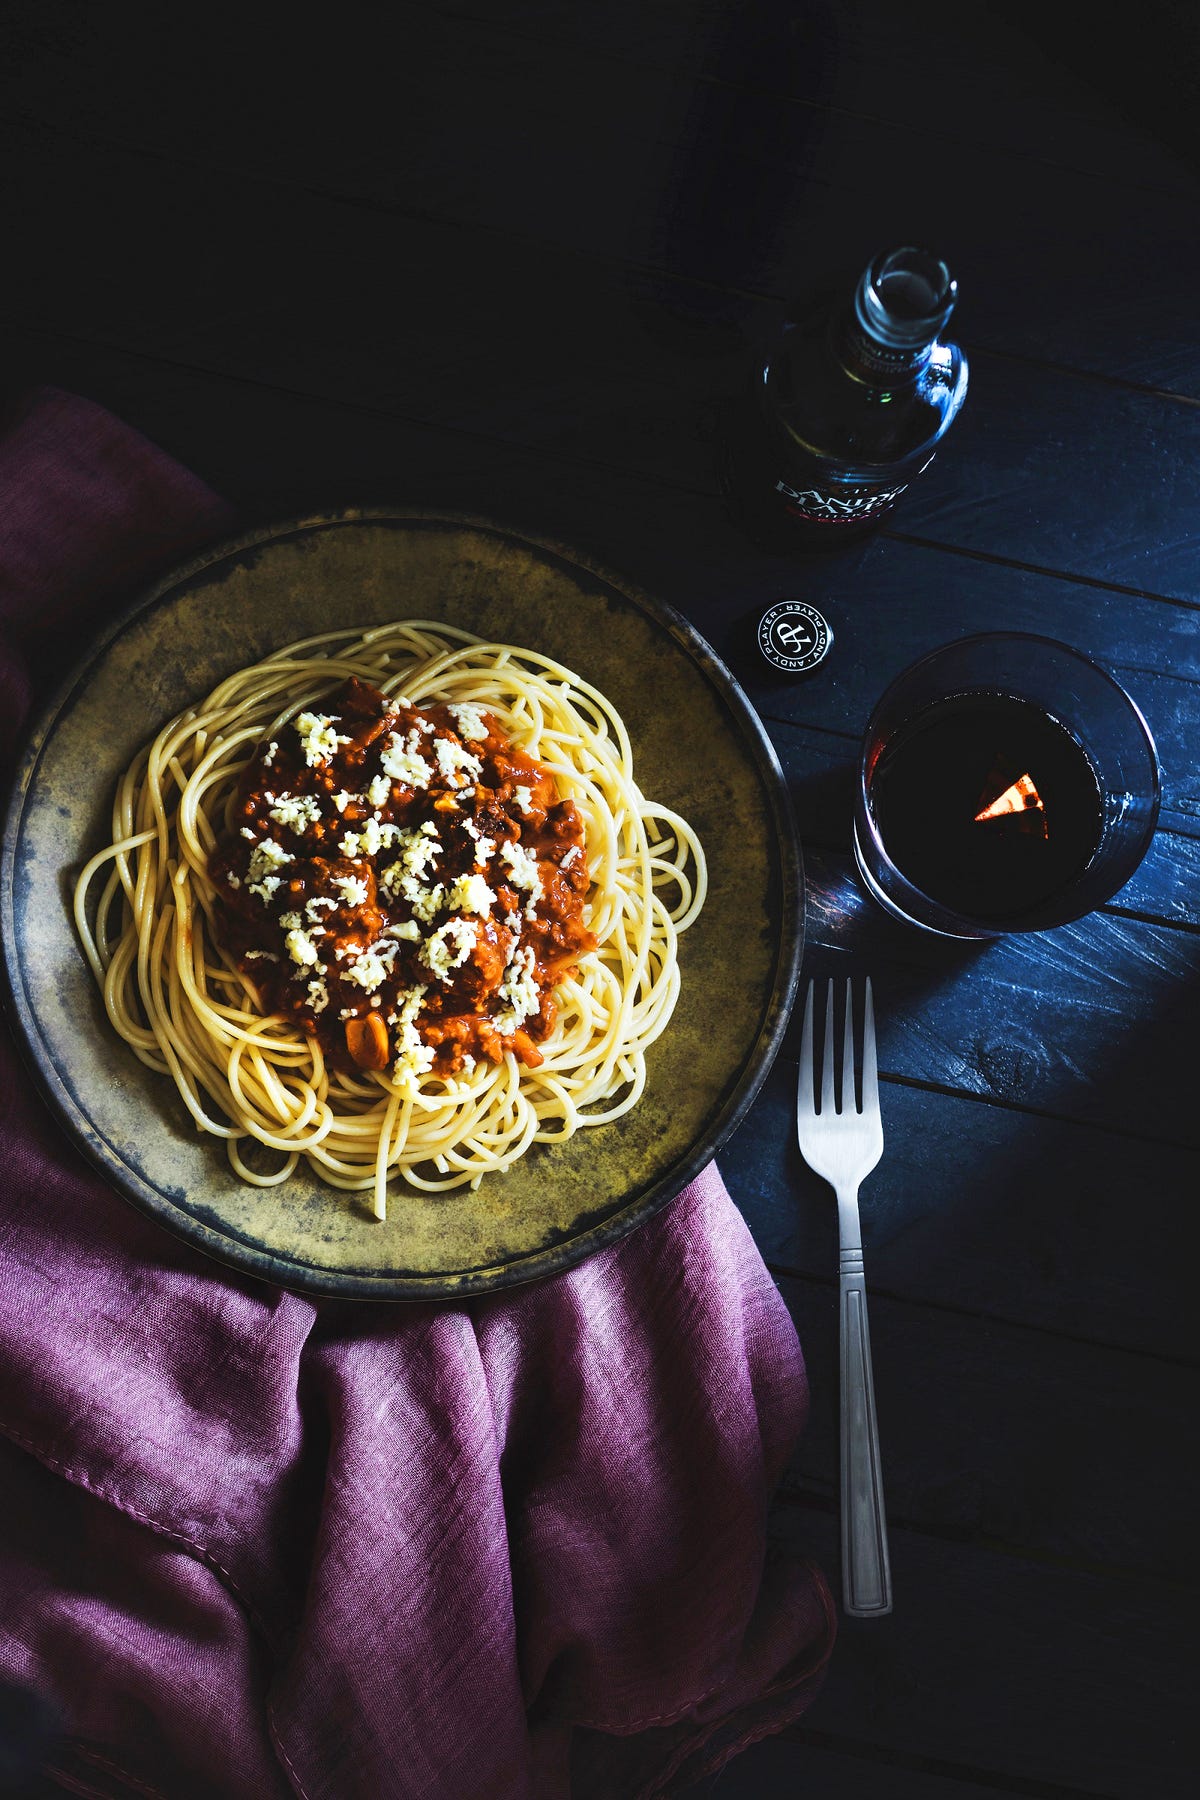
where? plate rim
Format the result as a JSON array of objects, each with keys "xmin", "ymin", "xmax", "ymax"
[{"xmin": 1, "ymin": 508, "xmax": 803, "ymax": 1299}]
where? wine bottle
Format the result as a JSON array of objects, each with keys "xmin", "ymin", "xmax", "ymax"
[{"xmin": 723, "ymin": 245, "xmax": 968, "ymax": 548}]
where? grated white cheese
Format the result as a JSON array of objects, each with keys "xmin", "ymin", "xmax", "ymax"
[
  {"xmin": 268, "ymin": 792, "xmax": 321, "ymax": 835},
  {"xmin": 294, "ymin": 712, "xmax": 351, "ymax": 767},
  {"xmin": 307, "ymin": 976, "xmax": 329, "ymax": 1014},
  {"xmin": 279, "ymin": 911, "xmax": 303, "ymax": 930},
  {"xmin": 243, "ymin": 949, "xmax": 279, "ymax": 962},
  {"xmin": 383, "ymin": 919, "xmax": 422, "ymax": 941},
  {"xmin": 378, "ymin": 823, "xmax": 441, "ymax": 897},
  {"xmin": 247, "ymin": 838, "xmax": 294, "ymax": 902},
  {"xmin": 449, "ymin": 703, "xmax": 489, "ymax": 742},
  {"xmin": 512, "ymin": 786, "xmax": 534, "ymax": 814},
  {"xmin": 392, "ymin": 985, "xmax": 434, "ymax": 1088},
  {"xmin": 500, "ymin": 842, "xmax": 543, "ymax": 900},
  {"xmin": 462, "ymin": 819, "xmax": 496, "ymax": 862},
  {"xmin": 401, "ymin": 876, "xmax": 446, "ymax": 923},
  {"xmin": 380, "ymin": 731, "xmax": 433, "ymax": 787},
  {"xmin": 446, "ymin": 872, "xmax": 494, "ymax": 916},
  {"xmin": 340, "ymin": 816, "xmax": 400, "ymax": 859},
  {"xmin": 434, "ymin": 737, "xmax": 483, "ymax": 784},
  {"xmin": 284, "ymin": 926, "xmax": 322, "ymax": 968},
  {"xmin": 421, "ymin": 917, "xmax": 478, "ymax": 983},
  {"xmin": 343, "ymin": 940, "xmax": 398, "ymax": 991},
  {"xmin": 262, "ymin": 740, "xmax": 279, "ymax": 766},
  {"xmin": 495, "ymin": 946, "xmax": 539, "ymax": 1035},
  {"xmin": 333, "ymin": 789, "xmax": 365, "ymax": 814},
  {"xmin": 333, "ymin": 874, "xmax": 370, "ymax": 908},
  {"xmin": 240, "ymin": 826, "xmax": 256, "ymax": 840},
  {"xmin": 366, "ymin": 773, "xmax": 392, "ymax": 808},
  {"xmin": 498, "ymin": 839, "xmax": 542, "ymax": 918},
  {"xmin": 305, "ymin": 895, "xmax": 338, "ymax": 923}
]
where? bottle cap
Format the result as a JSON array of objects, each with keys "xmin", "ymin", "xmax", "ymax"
[{"xmin": 757, "ymin": 601, "xmax": 833, "ymax": 676}]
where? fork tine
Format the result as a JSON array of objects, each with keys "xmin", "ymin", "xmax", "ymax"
[
  {"xmin": 798, "ymin": 978, "xmax": 815, "ymax": 1116},
  {"xmin": 842, "ymin": 978, "xmax": 857, "ymax": 1114},
  {"xmin": 862, "ymin": 976, "xmax": 879, "ymax": 1115},
  {"xmin": 821, "ymin": 980, "xmax": 836, "ymax": 1115}
]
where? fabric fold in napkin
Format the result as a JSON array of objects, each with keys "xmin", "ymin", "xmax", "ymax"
[{"xmin": 0, "ymin": 387, "xmax": 834, "ymax": 1800}]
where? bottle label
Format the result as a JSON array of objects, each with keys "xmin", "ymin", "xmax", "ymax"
[{"xmin": 774, "ymin": 476, "xmax": 908, "ymax": 524}]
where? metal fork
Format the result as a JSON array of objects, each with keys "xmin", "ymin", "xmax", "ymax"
[{"xmin": 797, "ymin": 976, "xmax": 893, "ymax": 1618}]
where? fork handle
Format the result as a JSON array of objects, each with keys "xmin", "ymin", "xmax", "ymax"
[{"xmin": 840, "ymin": 1248, "xmax": 893, "ymax": 1617}]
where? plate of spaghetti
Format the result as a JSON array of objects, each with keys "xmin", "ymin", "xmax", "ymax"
[{"xmin": 1, "ymin": 513, "xmax": 802, "ymax": 1297}]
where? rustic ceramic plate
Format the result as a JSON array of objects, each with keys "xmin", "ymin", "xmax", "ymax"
[{"xmin": 1, "ymin": 513, "xmax": 802, "ymax": 1298}]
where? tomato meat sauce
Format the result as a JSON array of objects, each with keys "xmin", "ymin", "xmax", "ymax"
[{"xmin": 209, "ymin": 677, "xmax": 595, "ymax": 1079}]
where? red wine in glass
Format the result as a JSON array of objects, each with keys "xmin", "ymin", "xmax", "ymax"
[
  {"xmin": 854, "ymin": 635, "xmax": 1160, "ymax": 940},
  {"xmin": 869, "ymin": 693, "xmax": 1104, "ymax": 920}
]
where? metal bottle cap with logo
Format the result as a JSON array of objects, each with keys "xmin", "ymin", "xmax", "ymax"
[{"xmin": 757, "ymin": 601, "xmax": 833, "ymax": 676}]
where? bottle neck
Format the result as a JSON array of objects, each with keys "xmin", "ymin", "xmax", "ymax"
[
  {"xmin": 832, "ymin": 309, "xmax": 935, "ymax": 389},
  {"xmin": 832, "ymin": 245, "xmax": 957, "ymax": 391}
]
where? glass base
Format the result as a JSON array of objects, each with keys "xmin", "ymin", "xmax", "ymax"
[{"xmin": 851, "ymin": 821, "xmax": 1002, "ymax": 942}]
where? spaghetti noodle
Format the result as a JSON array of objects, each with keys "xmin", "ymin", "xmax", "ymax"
[{"xmin": 73, "ymin": 621, "xmax": 706, "ymax": 1216}]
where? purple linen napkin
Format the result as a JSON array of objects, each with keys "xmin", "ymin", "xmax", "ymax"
[{"xmin": 0, "ymin": 388, "xmax": 834, "ymax": 1799}]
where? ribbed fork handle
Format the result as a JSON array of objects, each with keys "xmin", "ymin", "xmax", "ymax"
[{"xmin": 839, "ymin": 1203, "xmax": 892, "ymax": 1617}]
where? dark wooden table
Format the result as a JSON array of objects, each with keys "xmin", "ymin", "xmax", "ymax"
[{"xmin": 4, "ymin": 4, "xmax": 1197, "ymax": 1795}]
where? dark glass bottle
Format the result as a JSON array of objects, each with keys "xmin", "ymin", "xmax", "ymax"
[{"xmin": 722, "ymin": 246, "xmax": 968, "ymax": 548}]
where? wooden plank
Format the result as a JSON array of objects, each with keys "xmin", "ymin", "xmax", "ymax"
[
  {"xmin": 894, "ymin": 362, "xmax": 1200, "ymax": 595},
  {"xmin": 1007, "ymin": 0, "xmax": 1200, "ymax": 179},
  {"xmin": 7, "ymin": 116, "xmax": 1200, "ymax": 604},
  {"xmin": 767, "ymin": 1503, "xmax": 1195, "ymax": 1800},
  {"xmin": 711, "ymin": 1733, "xmax": 1060, "ymax": 1799},
  {"xmin": 790, "ymin": 846, "xmax": 1200, "ymax": 1147},
  {"xmin": 8, "ymin": 0, "xmax": 1189, "ymax": 208},
  {"xmin": 411, "ymin": 0, "xmax": 1196, "ymax": 200},
  {"xmin": 722, "ymin": 529, "xmax": 1200, "ymax": 721},
  {"xmin": 8, "ymin": 2, "xmax": 1200, "ymax": 401},
  {"xmin": 20, "ymin": 317, "xmax": 1200, "ymax": 712},
  {"xmin": 722, "ymin": 1058, "xmax": 1197, "ymax": 1361},
  {"xmin": 768, "ymin": 1274, "xmax": 1198, "ymax": 1579}
]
